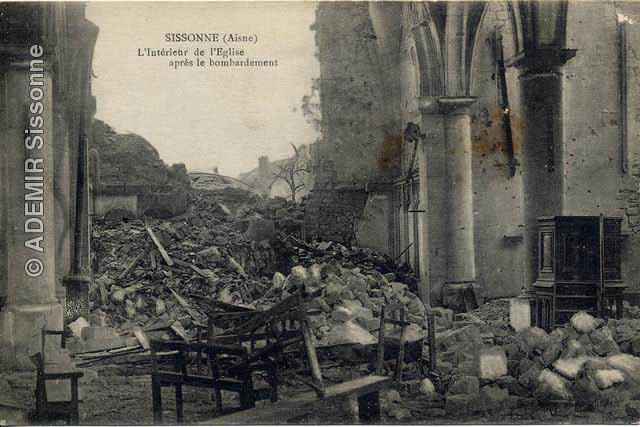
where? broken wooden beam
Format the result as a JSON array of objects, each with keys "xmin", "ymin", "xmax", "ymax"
[
  {"xmin": 145, "ymin": 224, "xmax": 174, "ymax": 266},
  {"xmin": 118, "ymin": 246, "xmax": 149, "ymax": 280}
]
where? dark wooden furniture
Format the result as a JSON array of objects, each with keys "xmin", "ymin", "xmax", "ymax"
[
  {"xmin": 376, "ymin": 304, "xmax": 422, "ymax": 381},
  {"xmin": 150, "ymin": 339, "xmax": 277, "ymax": 424},
  {"xmin": 32, "ymin": 329, "xmax": 83, "ymax": 425},
  {"xmin": 207, "ymin": 301, "xmax": 411, "ymax": 424},
  {"xmin": 531, "ymin": 216, "xmax": 626, "ymax": 330}
]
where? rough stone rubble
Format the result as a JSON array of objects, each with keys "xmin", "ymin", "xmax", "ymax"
[{"xmin": 64, "ymin": 189, "xmax": 640, "ymax": 421}]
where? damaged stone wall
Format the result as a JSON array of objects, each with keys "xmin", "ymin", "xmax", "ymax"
[
  {"xmin": 91, "ymin": 120, "xmax": 190, "ymax": 218},
  {"xmin": 562, "ymin": 2, "xmax": 640, "ymax": 295},
  {"xmin": 304, "ymin": 188, "xmax": 368, "ymax": 244},
  {"xmin": 305, "ymin": 2, "xmax": 400, "ymax": 246},
  {"xmin": 92, "ymin": 120, "xmax": 171, "ymax": 187}
]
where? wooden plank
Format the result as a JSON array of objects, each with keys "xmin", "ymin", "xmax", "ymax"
[
  {"xmin": 118, "ymin": 246, "xmax": 149, "ymax": 280},
  {"xmin": 173, "ymin": 258, "xmax": 209, "ymax": 278},
  {"xmin": 300, "ymin": 318, "xmax": 325, "ymax": 398},
  {"xmin": 203, "ymin": 376, "xmax": 392, "ymax": 425},
  {"xmin": 145, "ymin": 224, "xmax": 174, "ymax": 266},
  {"xmin": 231, "ymin": 288, "xmax": 322, "ymax": 335},
  {"xmin": 376, "ymin": 306, "xmax": 385, "ymax": 375}
]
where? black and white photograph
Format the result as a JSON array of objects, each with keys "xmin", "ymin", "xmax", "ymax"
[{"xmin": 1, "ymin": 0, "xmax": 640, "ymax": 424}]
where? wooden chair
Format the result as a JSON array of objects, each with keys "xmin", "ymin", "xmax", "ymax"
[
  {"xmin": 32, "ymin": 329, "xmax": 84, "ymax": 425},
  {"xmin": 205, "ymin": 312, "xmax": 393, "ymax": 424},
  {"xmin": 376, "ymin": 304, "xmax": 437, "ymax": 381}
]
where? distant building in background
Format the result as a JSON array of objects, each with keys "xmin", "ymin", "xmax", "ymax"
[
  {"xmin": 188, "ymin": 172, "xmax": 254, "ymax": 192},
  {"xmin": 238, "ymin": 144, "xmax": 315, "ymax": 201}
]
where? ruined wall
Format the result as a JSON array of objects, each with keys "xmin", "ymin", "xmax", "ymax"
[
  {"xmin": 467, "ymin": 2, "xmax": 526, "ymax": 298},
  {"xmin": 562, "ymin": 2, "xmax": 640, "ymax": 293},
  {"xmin": 92, "ymin": 120, "xmax": 170, "ymax": 188},
  {"xmin": 305, "ymin": 2, "xmax": 399, "ymax": 244},
  {"xmin": 313, "ymin": 2, "xmax": 392, "ymax": 187},
  {"xmin": 304, "ymin": 189, "xmax": 368, "ymax": 244}
]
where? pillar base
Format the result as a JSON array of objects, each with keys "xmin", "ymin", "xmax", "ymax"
[
  {"xmin": 0, "ymin": 303, "xmax": 64, "ymax": 356},
  {"xmin": 441, "ymin": 281, "xmax": 478, "ymax": 313}
]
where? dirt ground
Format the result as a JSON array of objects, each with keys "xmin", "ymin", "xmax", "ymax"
[{"xmin": 3, "ymin": 365, "xmax": 632, "ymax": 425}]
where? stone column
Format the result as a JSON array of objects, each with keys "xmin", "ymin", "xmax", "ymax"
[
  {"xmin": 440, "ymin": 97, "xmax": 477, "ymax": 286},
  {"xmin": 418, "ymin": 96, "xmax": 477, "ymax": 303},
  {"xmin": 519, "ymin": 73, "xmax": 564, "ymax": 286},
  {"xmin": 0, "ymin": 59, "xmax": 63, "ymax": 355}
]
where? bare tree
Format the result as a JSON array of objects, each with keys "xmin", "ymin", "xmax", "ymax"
[{"xmin": 272, "ymin": 144, "xmax": 310, "ymax": 203}]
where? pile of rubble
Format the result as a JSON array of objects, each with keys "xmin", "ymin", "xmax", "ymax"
[
  {"xmin": 87, "ymin": 189, "xmax": 423, "ymax": 350},
  {"xmin": 435, "ymin": 310, "xmax": 640, "ymax": 418}
]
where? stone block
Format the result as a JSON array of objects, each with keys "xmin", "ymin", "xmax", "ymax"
[
  {"xmin": 68, "ymin": 317, "xmax": 90, "ymax": 338},
  {"xmin": 607, "ymin": 354, "xmax": 640, "ymax": 383},
  {"xmin": 561, "ymin": 339, "xmax": 589, "ymax": 359},
  {"xmin": 534, "ymin": 369, "xmax": 573, "ymax": 401},
  {"xmin": 331, "ymin": 307, "xmax": 353, "ymax": 322},
  {"xmin": 419, "ymin": 378, "xmax": 437, "ymax": 397},
  {"xmin": 552, "ymin": 357, "xmax": 588, "ymax": 380},
  {"xmin": 541, "ymin": 341, "xmax": 563, "ymax": 365},
  {"xmin": 589, "ymin": 369, "xmax": 626, "ymax": 389},
  {"xmin": 570, "ymin": 311, "xmax": 601, "ymax": 334},
  {"xmin": 509, "ymin": 298, "xmax": 532, "ymax": 332},
  {"xmin": 516, "ymin": 327, "xmax": 550, "ymax": 351},
  {"xmin": 436, "ymin": 325, "xmax": 482, "ymax": 351},
  {"xmin": 477, "ymin": 346, "xmax": 508, "ymax": 380}
]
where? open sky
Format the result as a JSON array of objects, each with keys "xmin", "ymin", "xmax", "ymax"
[{"xmin": 86, "ymin": 2, "xmax": 320, "ymax": 178}]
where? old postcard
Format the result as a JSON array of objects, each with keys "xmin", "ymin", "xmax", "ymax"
[{"xmin": 1, "ymin": 0, "xmax": 640, "ymax": 424}]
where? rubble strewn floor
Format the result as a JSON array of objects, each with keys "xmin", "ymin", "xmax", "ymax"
[{"xmin": 3, "ymin": 189, "xmax": 640, "ymax": 424}]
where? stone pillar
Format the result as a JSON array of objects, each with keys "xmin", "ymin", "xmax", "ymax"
[
  {"xmin": 418, "ymin": 96, "xmax": 477, "ymax": 304},
  {"xmin": 519, "ymin": 73, "xmax": 564, "ymax": 286},
  {"xmin": 0, "ymin": 60, "xmax": 63, "ymax": 355},
  {"xmin": 440, "ymin": 97, "xmax": 477, "ymax": 285}
]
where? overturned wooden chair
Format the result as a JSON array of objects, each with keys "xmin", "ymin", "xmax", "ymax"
[
  {"xmin": 206, "ymin": 295, "xmax": 399, "ymax": 424},
  {"xmin": 31, "ymin": 328, "xmax": 84, "ymax": 425}
]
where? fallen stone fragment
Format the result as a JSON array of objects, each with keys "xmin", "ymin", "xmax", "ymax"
[
  {"xmin": 590, "ymin": 369, "xmax": 625, "ymax": 389},
  {"xmin": 318, "ymin": 320, "xmax": 376, "ymax": 346},
  {"xmin": 272, "ymin": 272, "xmax": 286, "ymax": 288},
  {"xmin": 69, "ymin": 317, "xmax": 90, "ymax": 338},
  {"xmin": 419, "ymin": 378, "xmax": 437, "ymax": 397},
  {"xmin": 552, "ymin": 357, "xmax": 588, "ymax": 380},
  {"xmin": 517, "ymin": 327, "xmax": 550, "ymax": 351},
  {"xmin": 561, "ymin": 339, "xmax": 589, "ymax": 359},
  {"xmin": 477, "ymin": 346, "xmax": 508, "ymax": 380},
  {"xmin": 155, "ymin": 298, "xmax": 166, "ymax": 316},
  {"xmin": 331, "ymin": 306, "xmax": 353, "ymax": 322},
  {"xmin": 541, "ymin": 340, "xmax": 563, "ymax": 365},
  {"xmin": 570, "ymin": 311, "xmax": 601, "ymax": 334},
  {"xmin": 607, "ymin": 354, "xmax": 640, "ymax": 383},
  {"xmin": 534, "ymin": 369, "xmax": 573, "ymax": 401}
]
